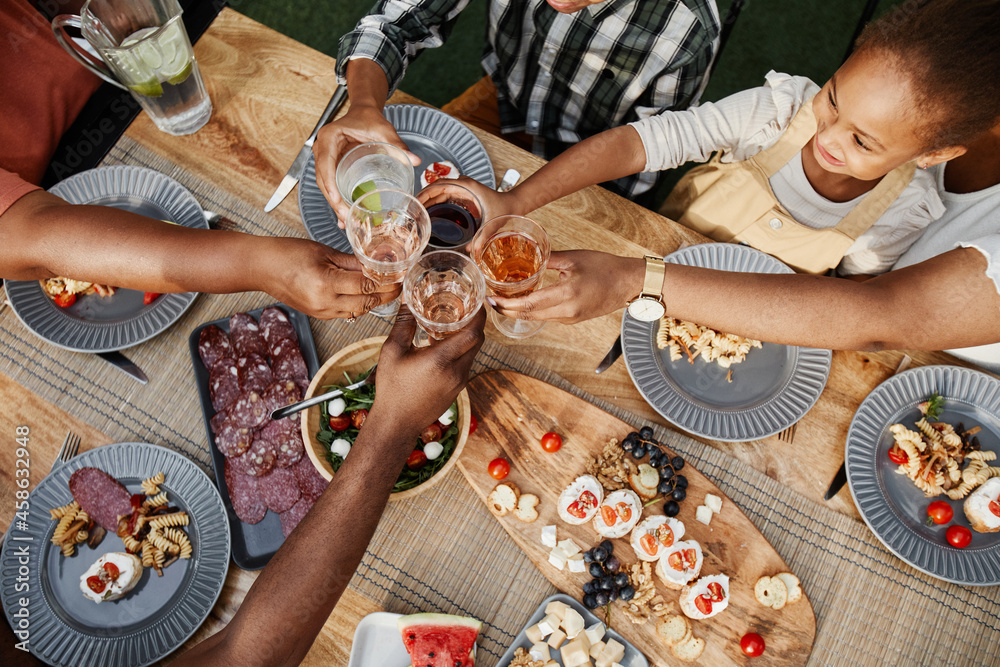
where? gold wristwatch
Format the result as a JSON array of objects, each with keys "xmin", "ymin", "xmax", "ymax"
[{"xmin": 626, "ymin": 256, "xmax": 666, "ymax": 322}]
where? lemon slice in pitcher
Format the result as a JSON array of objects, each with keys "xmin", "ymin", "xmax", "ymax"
[{"xmin": 119, "ymin": 20, "xmax": 192, "ymax": 97}]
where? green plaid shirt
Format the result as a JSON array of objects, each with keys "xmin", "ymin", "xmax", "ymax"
[{"xmin": 338, "ymin": 0, "xmax": 720, "ymax": 198}]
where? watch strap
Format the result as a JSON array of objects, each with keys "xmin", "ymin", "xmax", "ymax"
[{"xmin": 639, "ymin": 255, "xmax": 665, "ymax": 301}]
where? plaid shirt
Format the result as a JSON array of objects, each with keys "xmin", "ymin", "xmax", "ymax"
[{"xmin": 338, "ymin": 0, "xmax": 720, "ymax": 198}]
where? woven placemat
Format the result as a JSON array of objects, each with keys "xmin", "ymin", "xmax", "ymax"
[{"xmin": 0, "ymin": 139, "xmax": 995, "ymax": 666}]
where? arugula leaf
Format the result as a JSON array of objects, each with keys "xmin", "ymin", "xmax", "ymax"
[{"xmin": 923, "ymin": 393, "xmax": 945, "ymax": 421}]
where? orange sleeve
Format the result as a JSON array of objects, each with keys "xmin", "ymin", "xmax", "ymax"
[{"xmin": 0, "ymin": 168, "xmax": 42, "ymax": 217}]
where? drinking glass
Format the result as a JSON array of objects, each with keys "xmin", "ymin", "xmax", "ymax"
[
  {"xmin": 471, "ymin": 215, "xmax": 551, "ymax": 338},
  {"xmin": 52, "ymin": 0, "xmax": 212, "ymax": 136},
  {"xmin": 403, "ymin": 251, "xmax": 486, "ymax": 346},
  {"xmin": 345, "ymin": 189, "xmax": 431, "ymax": 318},
  {"xmin": 417, "ymin": 181, "xmax": 484, "ymax": 251},
  {"xmin": 336, "ymin": 142, "xmax": 415, "ymax": 207}
]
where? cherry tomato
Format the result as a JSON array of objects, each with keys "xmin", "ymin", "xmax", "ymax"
[
  {"xmin": 86, "ymin": 575, "xmax": 106, "ymax": 594},
  {"xmin": 142, "ymin": 292, "xmax": 160, "ymax": 305},
  {"xmin": 667, "ymin": 552, "xmax": 684, "ymax": 571},
  {"xmin": 421, "ymin": 423, "xmax": 443, "ymax": 444},
  {"xmin": 888, "ymin": 444, "xmax": 908, "ymax": 465},
  {"xmin": 329, "ymin": 415, "xmax": 350, "ymax": 431},
  {"xmin": 615, "ymin": 502, "xmax": 632, "ymax": 522},
  {"xmin": 351, "ymin": 409, "xmax": 368, "ymax": 429},
  {"xmin": 103, "ymin": 561, "xmax": 120, "ymax": 581},
  {"xmin": 566, "ymin": 501, "xmax": 587, "ymax": 519},
  {"xmin": 694, "ymin": 595, "xmax": 713, "ymax": 615},
  {"xmin": 54, "ymin": 292, "xmax": 77, "ymax": 308},
  {"xmin": 946, "ymin": 525, "xmax": 972, "ymax": 549},
  {"xmin": 469, "ymin": 415, "xmax": 478, "ymax": 435},
  {"xmin": 640, "ymin": 533, "xmax": 658, "ymax": 556},
  {"xmin": 926, "ymin": 500, "xmax": 954, "ymax": 525},
  {"xmin": 407, "ymin": 450, "xmax": 428, "ymax": 471},
  {"xmin": 540, "ymin": 432, "xmax": 563, "ymax": 453},
  {"xmin": 130, "ymin": 493, "xmax": 145, "ymax": 509},
  {"xmin": 684, "ymin": 548, "xmax": 698, "ymax": 569},
  {"xmin": 433, "ymin": 162, "xmax": 452, "ymax": 177},
  {"xmin": 741, "ymin": 632, "xmax": 765, "ymax": 657},
  {"xmin": 600, "ymin": 504, "xmax": 618, "ymax": 527},
  {"xmin": 990, "ymin": 500, "xmax": 1000, "ymax": 518},
  {"xmin": 657, "ymin": 525, "xmax": 674, "ymax": 547},
  {"xmin": 488, "ymin": 457, "xmax": 510, "ymax": 480},
  {"xmin": 707, "ymin": 581, "xmax": 725, "ymax": 602}
]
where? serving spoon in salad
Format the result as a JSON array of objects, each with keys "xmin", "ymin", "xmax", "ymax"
[{"xmin": 270, "ymin": 364, "xmax": 378, "ymax": 421}]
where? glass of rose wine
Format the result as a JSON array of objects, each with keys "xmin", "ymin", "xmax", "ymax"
[
  {"xmin": 471, "ymin": 215, "xmax": 551, "ymax": 338},
  {"xmin": 417, "ymin": 181, "xmax": 484, "ymax": 251},
  {"xmin": 345, "ymin": 189, "xmax": 431, "ymax": 318},
  {"xmin": 403, "ymin": 250, "xmax": 486, "ymax": 345}
]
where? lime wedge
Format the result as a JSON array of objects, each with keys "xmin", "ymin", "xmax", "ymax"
[
  {"xmin": 167, "ymin": 60, "xmax": 192, "ymax": 86},
  {"xmin": 351, "ymin": 180, "xmax": 378, "ymax": 202},
  {"xmin": 129, "ymin": 79, "xmax": 163, "ymax": 97}
]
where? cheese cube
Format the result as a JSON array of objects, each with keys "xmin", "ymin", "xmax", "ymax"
[
  {"xmin": 705, "ymin": 493, "xmax": 723, "ymax": 513},
  {"xmin": 541, "ymin": 525, "xmax": 557, "ymax": 548},
  {"xmin": 561, "ymin": 607, "xmax": 585, "ymax": 639},
  {"xmin": 596, "ymin": 658, "xmax": 613, "ymax": 667},
  {"xmin": 547, "ymin": 628, "xmax": 567, "ymax": 649},
  {"xmin": 696, "ymin": 504, "xmax": 714, "ymax": 525},
  {"xmin": 525, "ymin": 623, "xmax": 543, "ymax": 643},
  {"xmin": 544, "ymin": 600, "xmax": 570, "ymax": 619},
  {"xmin": 568, "ymin": 553, "xmax": 586, "ymax": 572},
  {"xmin": 576, "ymin": 629, "xmax": 591, "ymax": 652},
  {"xmin": 598, "ymin": 638, "xmax": 625, "ymax": 665},
  {"xmin": 557, "ymin": 538, "xmax": 582, "ymax": 557},
  {"xmin": 529, "ymin": 642, "xmax": 551, "ymax": 662},
  {"xmin": 560, "ymin": 638, "xmax": 591, "ymax": 667},
  {"xmin": 612, "ymin": 663, "xmax": 625, "ymax": 667},
  {"xmin": 537, "ymin": 613, "xmax": 560, "ymax": 637},
  {"xmin": 544, "ymin": 662, "xmax": 559, "ymax": 667},
  {"xmin": 548, "ymin": 550, "xmax": 567, "ymax": 570},
  {"xmin": 589, "ymin": 640, "xmax": 606, "ymax": 659},
  {"xmin": 584, "ymin": 622, "xmax": 606, "ymax": 646}
]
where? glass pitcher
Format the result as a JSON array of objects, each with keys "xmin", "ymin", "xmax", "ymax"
[{"xmin": 52, "ymin": 0, "xmax": 212, "ymax": 136}]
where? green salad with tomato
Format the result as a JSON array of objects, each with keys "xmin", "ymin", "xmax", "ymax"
[{"xmin": 316, "ymin": 369, "xmax": 460, "ymax": 493}]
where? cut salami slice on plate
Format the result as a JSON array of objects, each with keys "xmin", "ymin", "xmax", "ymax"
[
  {"xmin": 260, "ymin": 380, "xmax": 302, "ymax": 417},
  {"xmin": 239, "ymin": 429, "xmax": 277, "ymax": 477},
  {"xmin": 229, "ymin": 391, "xmax": 269, "ymax": 430},
  {"xmin": 258, "ymin": 466, "xmax": 301, "ymax": 513},
  {"xmin": 229, "ymin": 312, "xmax": 268, "ymax": 358},
  {"xmin": 68, "ymin": 467, "xmax": 133, "ymax": 531},
  {"xmin": 209, "ymin": 357, "xmax": 241, "ymax": 412},
  {"xmin": 271, "ymin": 339, "xmax": 309, "ymax": 382},
  {"xmin": 215, "ymin": 418, "xmax": 252, "ymax": 458},
  {"xmin": 260, "ymin": 307, "xmax": 298, "ymax": 349},
  {"xmin": 225, "ymin": 459, "xmax": 267, "ymax": 524},
  {"xmin": 293, "ymin": 455, "xmax": 328, "ymax": 499},
  {"xmin": 237, "ymin": 353, "xmax": 273, "ymax": 394},
  {"xmin": 273, "ymin": 418, "xmax": 305, "ymax": 468},
  {"xmin": 198, "ymin": 324, "xmax": 234, "ymax": 368}
]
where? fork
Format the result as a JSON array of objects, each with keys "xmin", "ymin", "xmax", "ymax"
[
  {"xmin": 776, "ymin": 422, "xmax": 798, "ymax": 444},
  {"xmin": 51, "ymin": 431, "xmax": 81, "ymax": 472}
]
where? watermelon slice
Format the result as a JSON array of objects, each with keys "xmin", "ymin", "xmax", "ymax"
[{"xmin": 397, "ymin": 613, "xmax": 481, "ymax": 667}]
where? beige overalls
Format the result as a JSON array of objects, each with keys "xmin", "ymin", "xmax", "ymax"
[{"xmin": 660, "ymin": 96, "xmax": 916, "ymax": 275}]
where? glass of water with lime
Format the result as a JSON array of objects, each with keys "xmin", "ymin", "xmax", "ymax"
[
  {"xmin": 336, "ymin": 142, "xmax": 415, "ymax": 208},
  {"xmin": 52, "ymin": 0, "xmax": 212, "ymax": 136}
]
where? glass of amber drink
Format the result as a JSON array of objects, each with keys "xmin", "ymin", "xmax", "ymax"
[
  {"xmin": 471, "ymin": 215, "xmax": 551, "ymax": 338},
  {"xmin": 403, "ymin": 250, "xmax": 486, "ymax": 345},
  {"xmin": 345, "ymin": 189, "xmax": 431, "ymax": 317}
]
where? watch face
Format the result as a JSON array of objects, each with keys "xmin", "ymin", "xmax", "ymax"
[{"xmin": 627, "ymin": 298, "xmax": 665, "ymax": 322}]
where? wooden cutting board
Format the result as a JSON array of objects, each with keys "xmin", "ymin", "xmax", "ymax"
[{"xmin": 458, "ymin": 371, "xmax": 816, "ymax": 666}]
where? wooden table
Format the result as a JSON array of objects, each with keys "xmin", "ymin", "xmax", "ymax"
[{"xmin": 1, "ymin": 8, "xmax": 993, "ymax": 665}]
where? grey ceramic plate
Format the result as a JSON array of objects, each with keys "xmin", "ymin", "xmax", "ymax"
[
  {"xmin": 299, "ymin": 103, "xmax": 496, "ymax": 252},
  {"xmin": 0, "ymin": 442, "xmax": 230, "ymax": 666},
  {"xmin": 496, "ymin": 593, "xmax": 649, "ymax": 667},
  {"xmin": 622, "ymin": 243, "xmax": 832, "ymax": 441},
  {"xmin": 4, "ymin": 166, "xmax": 207, "ymax": 352},
  {"xmin": 846, "ymin": 365, "xmax": 1000, "ymax": 585}
]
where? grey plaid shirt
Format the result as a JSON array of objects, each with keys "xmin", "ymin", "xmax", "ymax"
[{"xmin": 338, "ymin": 0, "xmax": 720, "ymax": 199}]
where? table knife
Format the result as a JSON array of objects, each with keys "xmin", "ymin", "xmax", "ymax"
[
  {"xmin": 264, "ymin": 86, "xmax": 349, "ymax": 212},
  {"xmin": 824, "ymin": 354, "xmax": 912, "ymax": 500},
  {"xmin": 595, "ymin": 335, "xmax": 623, "ymax": 374},
  {"xmin": 96, "ymin": 351, "xmax": 148, "ymax": 384}
]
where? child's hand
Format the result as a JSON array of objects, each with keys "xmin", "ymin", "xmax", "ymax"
[{"xmin": 262, "ymin": 238, "xmax": 399, "ymax": 319}]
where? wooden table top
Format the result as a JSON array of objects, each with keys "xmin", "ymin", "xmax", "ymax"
[{"xmin": 2, "ymin": 7, "xmax": 993, "ymax": 666}]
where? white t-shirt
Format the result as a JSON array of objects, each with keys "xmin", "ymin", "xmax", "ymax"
[
  {"xmin": 631, "ymin": 71, "xmax": 945, "ymax": 275},
  {"xmin": 893, "ymin": 164, "xmax": 1000, "ymax": 372}
]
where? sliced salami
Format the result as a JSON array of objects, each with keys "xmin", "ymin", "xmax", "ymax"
[
  {"xmin": 224, "ymin": 459, "xmax": 267, "ymax": 524},
  {"xmin": 214, "ymin": 419, "xmax": 252, "ymax": 458},
  {"xmin": 279, "ymin": 494, "xmax": 315, "ymax": 538},
  {"xmin": 237, "ymin": 353, "xmax": 273, "ymax": 394},
  {"xmin": 257, "ymin": 466, "xmax": 301, "ymax": 513},
  {"xmin": 271, "ymin": 339, "xmax": 309, "ymax": 382},
  {"xmin": 229, "ymin": 391, "xmax": 268, "ymax": 430},
  {"xmin": 260, "ymin": 380, "xmax": 301, "ymax": 417},
  {"xmin": 229, "ymin": 312, "xmax": 268, "ymax": 358},
  {"xmin": 293, "ymin": 455, "xmax": 329, "ymax": 499},
  {"xmin": 210, "ymin": 409, "xmax": 229, "ymax": 434},
  {"xmin": 239, "ymin": 430, "xmax": 277, "ymax": 477},
  {"xmin": 271, "ymin": 417, "xmax": 305, "ymax": 468},
  {"xmin": 68, "ymin": 468, "xmax": 133, "ymax": 531},
  {"xmin": 209, "ymin": 357, "xmax": 241, "ymax": 412},
  {"xmin": 198, "ymin": 324, "xmax": 234, "ymax": 369},
  {"xmin": 260, "ymin": 307, "xmax": 298, "ymax": 349}
]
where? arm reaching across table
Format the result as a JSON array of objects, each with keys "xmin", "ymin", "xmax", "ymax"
[
  {"xmin": 0, "ymin": 189, "xmax": 398, "ymax": 320},
  {"xmin": 179, "ymin": 305, "xmax": 486, "ymax": 667}
]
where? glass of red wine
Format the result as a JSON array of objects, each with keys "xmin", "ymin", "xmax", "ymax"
[{"xmin": 417, "ymin": 181, "xmax": 484, "ymax": 251}]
